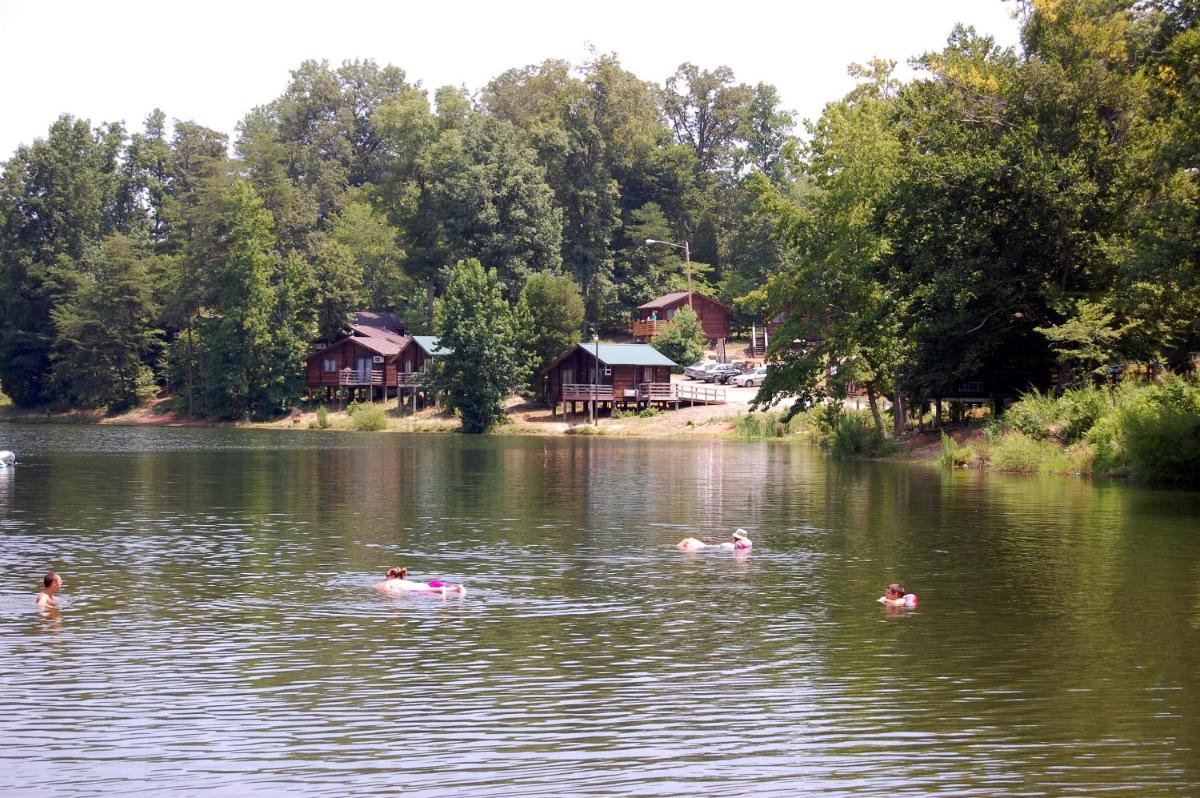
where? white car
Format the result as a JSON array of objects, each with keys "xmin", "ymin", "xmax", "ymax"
[
  {"xmin": 733, "ymin": 366, "xmax": 769, "ymax": 387},
  {"xmin": 684, "ymin": 361, "xmax": 721, "ymax": 380}
]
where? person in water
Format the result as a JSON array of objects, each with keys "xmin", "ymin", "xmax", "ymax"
[
  {"xmin": 35, "ymin": 571, "xmax": 62, "ymax": 607},
  {"xmin": 376, "ymin": 567, "xmax": 466, "ymax": 595},
  {"xmin": 878, "ymin": 583, "xmax": 918, "ymax": 607},
  {"xmin": 677, "ymin": 529, "xmax": 753, "ymax": 551}
]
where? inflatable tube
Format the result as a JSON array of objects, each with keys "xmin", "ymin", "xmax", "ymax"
[{"xmin": 0, "ymin": 451, "xmax": 14, "ymax": 468}]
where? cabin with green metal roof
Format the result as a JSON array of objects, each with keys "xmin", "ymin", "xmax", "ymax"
[{"xmin": 543, "ymin": 343, "xmax": 678, "ymax": 416}]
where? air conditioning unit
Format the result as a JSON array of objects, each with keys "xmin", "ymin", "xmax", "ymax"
[{"xmin": 373, "ymin": 356, "xmax": 384, "ymax": 364}]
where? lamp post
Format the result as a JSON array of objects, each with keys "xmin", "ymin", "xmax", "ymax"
[
  {"xmin": 645, "ymin": 238, "xmax": 693, "ymax": 309},
  {"xmin": 591, "ymin": 330, "xmax": 600, "ymax": 426}
]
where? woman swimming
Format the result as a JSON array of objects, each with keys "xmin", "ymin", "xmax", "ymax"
[
  {"xmin": 376, "ymin": 567, "xmax": 466, "ymax": 595},
  {"xmin": 677, "ymin": 529, "xmax": 753, "ymax": 551}
]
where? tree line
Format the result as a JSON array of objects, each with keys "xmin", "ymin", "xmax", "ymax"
[
  {"xmin": 0, "ymin": 54, "xmax": 790, "ymax": 419},
  {"xmin": 752, "ymin": 0, "xmax": 1200, "ymax": 433},
  {"xmin": 1, "ymin": 1, "xmax": 1197, "ymax": 431}
]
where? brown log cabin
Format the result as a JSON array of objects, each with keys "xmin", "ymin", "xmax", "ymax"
[
  {"xmin": 633, "ymin": 291, "xmax": 730, "ymax": 344},
  {"xmin": 543, "ymin": 343, "xmax": 678, "ymax": 416},
  {"xmin": 305, "ymin": 312, "xmax": 409, "ymax": 403}
]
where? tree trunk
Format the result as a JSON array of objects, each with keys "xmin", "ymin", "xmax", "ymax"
[
  {"xmin": 186, "ymin": 320, "xmax": 196, "ymax": 417},
  {"xmin": 893, "ymin": 392, "xmax": 906, "ymax": 438},
  {"xmin": 866, "ymin": 384, "xmax": 885, "ymax": 438},
  {"xmin": 426, "ymin": 278, "xmax": 435, "ymax": 324}
]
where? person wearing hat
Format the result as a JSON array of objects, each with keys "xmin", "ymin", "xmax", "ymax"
[
  {"xmin": 676, "ymin": 529, "xmax": 752, "ymax": 551},
  {"xmin": 728, "ymin": 529, "xmax": 752, "ymax": 551}
]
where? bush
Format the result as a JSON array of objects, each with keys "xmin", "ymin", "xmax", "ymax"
[
  {"xmin": 650, "ymin": 306, "xmax": 707, "ymax": 368},
  {"xmin": 1005, "ymin": 385, "xmax": 1109, "ymax": 444},
  {"xmin": 829, "ymin": 410, "xmax": 886, "ymax": 458},
  {"xmin": 349, "ymin": 401, "xmax": 389, "ymax": 432},
  {"xmin": 939, "ymin": 432, "xmax": 975, "ymax": 468},
  {"xmin": 986, "ymin": 430, "xmax": 1071, "ymax": 473},
  {"xmin": 1005, "ymin": 387, "xmax": 1062, "ymax": 440},
  {"xmin": 315, "ymin": 405, "xmax": 331, "ymax": 429},
  {"xmin": 733, "ymin": 410, "xmax": 806, "ymax": 440},
  {"xmin": 637, "ymin": 407, "xmax": 660, "ymax": 418},
  {"xmin": 1119, "ymin": 376, "xmax": 1200, "ymax": 483},
  {"xmin": 1057, "ymin": 386, "xmax": 1107, "ymax": 443},
  {"xmin": 1085, "ymin": 411, "xmax": 1125, "ymax": 475}
]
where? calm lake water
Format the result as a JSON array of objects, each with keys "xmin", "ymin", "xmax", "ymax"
[{"xmin": 1, "ymin": 424, "xmax": 1198, "ymax": 796}]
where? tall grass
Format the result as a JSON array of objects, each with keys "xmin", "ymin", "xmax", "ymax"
[
  {"xmin": 953, "ymin": 375, "xmax": 1200, "ymax": 482},
  {"xmin": 733, "ymin": 410, "xmax": 806, "ymax": 440},
  {"xmin": 347, "ymin": 401, "xmax": 389, "ymax": 432}
]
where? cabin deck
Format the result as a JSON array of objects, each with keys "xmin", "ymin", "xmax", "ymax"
[{"xmin": 556, "ymin": 381, "xmax": 726, "ymax": 415}]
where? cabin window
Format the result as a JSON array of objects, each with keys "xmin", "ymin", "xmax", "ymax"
[
  {"xmin": 642, "ymin": 367, "xmax": 654, "ymax": 383},
  {"xmin": 323, "ymin": 358, "xmax": 337, "ymax": 373},
  {"xmin": 404, "ymin": 358, "xmax": 414, "ymax": 373},
  {"xmin": 562, "ymin": 367, "xmax": 574, "ymax": 385}
]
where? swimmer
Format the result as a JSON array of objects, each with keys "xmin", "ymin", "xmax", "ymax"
[
  {"xmin": 376, "ymin": 567, "xmax": 466, "ymax": 595},
  {"xmin": 877, "ymin": 583, "xmax": 918, "ymax": 607},
  {"xmin": 35, "ymin": 571, "xmax": 62, "ymax": 607},
  {"xmin": 676, "ymin": 529, "xmax": 753, "ymax": 551}
]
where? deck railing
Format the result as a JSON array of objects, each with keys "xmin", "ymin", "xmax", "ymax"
[
  {"xmin": 636, "ymin": 382, "xmax": 675, "ymax": 401},
  {"xmin": 562, "ymin": 383, "xmax": 614, "ymax": 401},
  {"xmin": 637, "ymin": 382, "xmax": 726, "ymax": 404},
  {"xmin": 632, "ymin": 319, "xmax": 667, "ymax": 339},
  {"xmin": 396, "ymin": 371, "xmax": 428, "ymax": 387},
  {"xmin": 339, "ymin": 368, "xmax": 383, "ymax": 386}
]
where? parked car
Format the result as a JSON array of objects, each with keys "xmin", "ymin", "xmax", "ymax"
[
  {"xmin": 733, "ymin": 366, "xmax": 769, "ymax": 388},
  {"xmin": 705, "ymin": 364, "xmax": 743, "ymax": 383},
  {"xmin": 684, "ymin": 361, "xmax": 720, "ymax": 380}
]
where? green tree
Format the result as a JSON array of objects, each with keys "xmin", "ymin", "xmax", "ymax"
[
  {"xmin": 516, "ymin": 271, "xmax": 584, "ymax": 392},
  {"xmin": 755, "ymin": 60, "xmax": 907, "ymax": 435},
  {"xmin": 197, "ymin": 181, "xmax": 279, "ymax": 419},
  {"xmin": 432, "ymin": 259, "xmax": 523, "ymax": 433},
  {"xmin": 0, "ymin": 115, "xmax": 125, "ymax": 405},
  {"xmin": 650, "ymin": 305, "xmax": 707, "ymax": 368},
  {"xmin": 50, "ymin": 234, "xmax": 164, "ymax": 409}
]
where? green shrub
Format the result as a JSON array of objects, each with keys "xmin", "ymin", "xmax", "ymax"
[
  {"xmin": 830, "ymin": 410, "xmax": 886, "ymax": 458},
  {"xmin": 987, "ymin": 430, "xmax": 1071, "ymax": 473},
  {"xmin": 735, "ymin": 410, "xmax": 784, "ymax": 439},
  {"xmin": 315, "ymin": 405, "xmax": 331, "ymax": 429},
  {"xmin": 1057, "ymin": 385, "xmax": 1107, "ymax": 443},
  {"xmin": 349, "ymin": 401, "xmax": 389, "ymax": 432},
  {"xmin": 650, "ymin": 306, "xmax": 707, "ymax": 368},
  {"xmin": 938, "ymin": 432, "xmax": 975, "ymax": 468},
  {"xmin": 1085, "ymin": 412, "xmax": 1126, "ymax": 475},
  {"xmin": 637, "ymin": 407, "xmax": 660, "ymax": 419},
  {"xmin": 1119, "ymin": 376, "xmax": 1200, "ymax": 483},
  {"xmin": 1005, "ymin": 387, "xmax": 1062, "ymax": 440}
]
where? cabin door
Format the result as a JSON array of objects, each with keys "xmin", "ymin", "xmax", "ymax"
[{"xmin": 356, "ymin": 356, "xmax": 373, "ymax": 381}]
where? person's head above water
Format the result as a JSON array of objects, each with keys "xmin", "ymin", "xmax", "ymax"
[
  {"xmin": 885, "ymin": 583, "xmax": 906, "ymax": 598},
  {"xmin": 732, "ymin": 529, "xmax": 750, "ymax": 542},
  {"xmin": 386, "ymin": 567, "xmax": 408, "ymax": 580},
  {"xmin": 44, "ymin": 572, "xmax": 61, "ymax": 589}
]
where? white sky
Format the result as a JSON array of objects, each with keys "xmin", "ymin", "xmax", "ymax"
[{"xmin": 0, "ymin": 0, "xmax": 1023, "ymax": 159}]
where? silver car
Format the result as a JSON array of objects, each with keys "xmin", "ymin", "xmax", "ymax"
[
  {"xmin": 733, "ymin": 366, "xmax": 769, "ymax": 387},
  {"xmin": 684, "ymin": 361, "xmax": 721, "ymax": 380}
]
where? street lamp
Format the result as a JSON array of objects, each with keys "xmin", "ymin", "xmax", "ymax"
[{"xmin": 645, "ymin": 238, "xmax": 693, "ymax": 308}]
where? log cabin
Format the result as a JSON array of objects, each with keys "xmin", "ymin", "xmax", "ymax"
[
  {"xmin": 543, "ymin": 343, "xmax": 678, "ymax": 417},
  {"xmin": 633, "ymin": 291, "xmax": 730, "ymax": 344},
  {"xmin": 305, "ymin": 313, "xmax": 409, "ymax": 403}
]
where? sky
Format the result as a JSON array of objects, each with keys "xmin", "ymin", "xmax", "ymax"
[{"xmin": 0, "ymin": 0, "xmax": 1024, "ymax": 159}]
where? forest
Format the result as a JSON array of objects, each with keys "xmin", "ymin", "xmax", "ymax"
[{"xmin": 0, "ymin": 0, "xmax": 1196, "ymax": 426}]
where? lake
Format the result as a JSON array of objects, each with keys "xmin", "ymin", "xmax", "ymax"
[{"xmin": 1, "ymin": 424, "xmax": 1198, "ymax": 796}]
